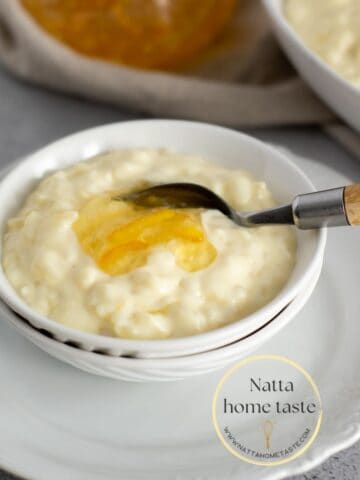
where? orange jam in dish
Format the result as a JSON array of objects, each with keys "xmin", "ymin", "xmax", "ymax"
[
  {"xmin": 73, "ymin": 194, "xmax": 217, "ymax": 276},
  {"xmin": 21, "ymin": 0, "xmax": 236, "ymax": 69}
]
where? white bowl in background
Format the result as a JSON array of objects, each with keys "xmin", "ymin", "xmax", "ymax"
[
  {"xmin": 0, "ymin": 260, "xmax": 322, "ymax": 382},
  {"xmin": 0, "ymin": 120, "xmax": 326, "ymax": 358},
  {"xmin": 262, "ymin": 0, "xmax": 360, "ymax": 133}
]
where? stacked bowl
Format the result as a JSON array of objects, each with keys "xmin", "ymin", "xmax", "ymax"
[{"xmin": 0, "ymin": 121, "xmax": 326, "ymax": 381}]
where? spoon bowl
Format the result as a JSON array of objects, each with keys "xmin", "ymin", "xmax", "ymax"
[{"xmin": 116, "ymin": 181, "xmax": 360, "ymax": 229}]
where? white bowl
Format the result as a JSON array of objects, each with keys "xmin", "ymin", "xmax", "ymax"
[
  {"xmin": 262, "ymin": 0, "xmax": 360, "ymax": 133},
  {"xmin": 0, "ymin": 120, "xmax": 326, "ymax": 358},
  {"xmin": 0, "ymin": 260, "xmax": 322, "ymax": 381}
]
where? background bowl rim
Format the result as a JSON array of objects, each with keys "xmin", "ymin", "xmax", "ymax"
[{"xmin": 262, "ymin": 0, "xmax": 360, "ymax": 98}]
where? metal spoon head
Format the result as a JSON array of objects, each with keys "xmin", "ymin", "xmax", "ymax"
[{"xmin": 114, "ymin": 182, "xmax": 234, "ymax": 217}]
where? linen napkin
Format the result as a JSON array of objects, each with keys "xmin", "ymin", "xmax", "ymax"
[{"xmin": 0, "ymin": 0, "xmax": 358, "ymax": 159}]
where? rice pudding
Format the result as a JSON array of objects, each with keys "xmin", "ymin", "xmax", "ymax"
[
  {"xmin": 285, "ymin": 0, "xmax": 360, "ymax": 88},
  {"xmin": 2, "ymin": 149, "xmax": 296, "ymax": 339}
]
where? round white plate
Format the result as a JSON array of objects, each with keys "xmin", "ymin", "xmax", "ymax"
[{"xmin": 0, "ymin": 147, "xmax": 359, "ymax": 480}]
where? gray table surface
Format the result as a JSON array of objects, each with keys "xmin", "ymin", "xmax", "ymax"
[{"xmin": 0, "ymin": 66, "xmax": 359, "ymax": 480}]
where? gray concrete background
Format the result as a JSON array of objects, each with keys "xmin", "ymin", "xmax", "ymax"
[{"xmin": 0, "ymin": 66, "xmax": 359, "ymax": 480}]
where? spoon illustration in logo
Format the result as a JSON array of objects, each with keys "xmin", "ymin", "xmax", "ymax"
[{"xmin": 262, "ymin": 420, "xmax": 274, "ymax": 450}]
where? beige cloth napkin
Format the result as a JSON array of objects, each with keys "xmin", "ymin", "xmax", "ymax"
[{"xmin": 0, "ymin": 0, "xmax": 358, "ymax": 159}]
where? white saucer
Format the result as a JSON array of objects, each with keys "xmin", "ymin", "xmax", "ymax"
[{"xmin": 0, "ymin": 147, "xmax": 359, "ymax": 480}]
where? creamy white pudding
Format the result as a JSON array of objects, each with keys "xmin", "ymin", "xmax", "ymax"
[
  {"xmin": 285, "ymin": 0, "xmax": 360, "ymax": 88},
  {"xmin": 2, "ymin": 149, "xmax": 296, "ymax": 339}
]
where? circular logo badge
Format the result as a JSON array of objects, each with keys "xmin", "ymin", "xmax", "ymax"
[{"xmin": 212, "ymin": 355, "xmax": 322, "ymax": 466}]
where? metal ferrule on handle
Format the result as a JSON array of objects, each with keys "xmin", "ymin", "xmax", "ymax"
[
  {"xmin": 293, "ymin": 187, "xmax": 348, "ymax": 229},
  {"xmin": 242, "ymin": 186, "xmax": 356, "ymax": 229}
]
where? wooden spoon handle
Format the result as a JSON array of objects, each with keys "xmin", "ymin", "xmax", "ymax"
[{"xmin": 344, "ymin": 185, "xmax": 360, "ymax": 226}]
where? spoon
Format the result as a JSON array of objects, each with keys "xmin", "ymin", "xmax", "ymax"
[{"xmin": 114, "ymin": 183, "xmax": 360, "ymax": 229}]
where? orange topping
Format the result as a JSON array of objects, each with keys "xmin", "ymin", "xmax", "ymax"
[
  {"xmin": 21, "ymin": 0, "xmax": 236, "ymax": 69},
  {"xmin": 73, "ymin": 194, "xmax": 217, "ymax": 275}
]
